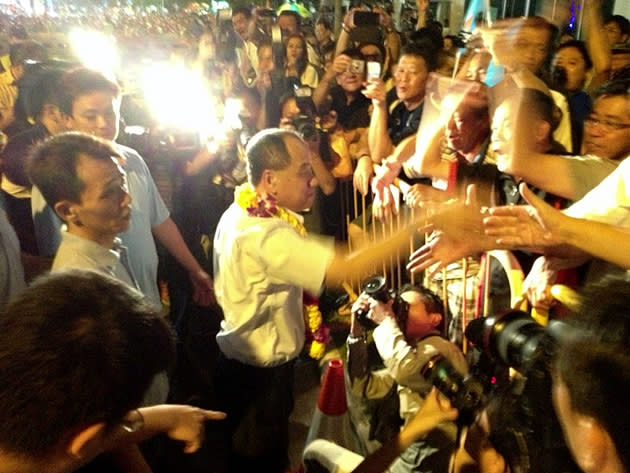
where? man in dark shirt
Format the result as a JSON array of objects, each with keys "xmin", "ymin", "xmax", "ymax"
[
  {"xmin": 1, "ymin": 68, "xmax": 66, "ymax": 256},
  {"xmin": 313, "ymin": 48, "xmax": 371, "ymax": 130},
  {"xmin": 357, "ymin": 44, "xmax": 436, "ymax": 197}
]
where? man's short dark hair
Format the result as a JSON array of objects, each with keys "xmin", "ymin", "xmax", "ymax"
[
  {"xmin": 232, "ymin": 6, "xmax": 252, "ymax": 19},
  {"xmin": 556, "ymin": 277, "xmax": 630, "ymax": 472},
  {"xmin": 593, "ymin": 78, "xmax": 630, "ymax": 101},
  {"xmin": 400, "ymin": 42, "xmax": 438, "ymax": 72},
  {"xmin": 359, "ymin": 41, "xmax": 386, "ymax": 63},
  {"xmin": 556, "ymin": 39, "xmax": 593, "ymax": 70},
  {"xmin": 605, "ymin": 15, "xmax": 630, "ymax": 39},
  {"xmin": 0, "ymin": 269, "xmax": 174, "ymax": 458},
  {"xmin": 279, "ymin": 10, "xmax": 301, "ymax": 28},
  {"xmin": 9, "ymin": 40, "xmax": 46, "ymax": 65},
  {"xmin": 246, "ymin": 128, "xmax": 301, "ymax": 185},
  {"xmin": 339, "ymin": 47, "xmax": 365, "ymax": 61},
  {"xmin": 316, "ymin": 18, "xmax": 331, "ymax": 31},
  {"xmin": 27, "ymin": 132, "xmax": 122, "ymax": 209},
  {"xmin": 501, "ymin": 87, "xmax": 560, "ymax": 132},
  {"xmin": 54, "ymin": 67, "xmax": 121, "ymax": 116},
  {"xmin": 508, "ymin": 15, "xmax": 557, "ymax": 47},
  {"xmin": 408, "ymin": 25, "xmax": 444, "ymax": 53},
  {"xmin": 399, "ymin": 283, "xmax": 447, "ymax": 335}
]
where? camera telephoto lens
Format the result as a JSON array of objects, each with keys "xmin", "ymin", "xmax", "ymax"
[
  {"xmin": 422, "ymin": 355, "xmax": 484, "ymax": 426},
  {"xmin": 355, "ymin": 275, "xmax": 390, "ymax": 329}
]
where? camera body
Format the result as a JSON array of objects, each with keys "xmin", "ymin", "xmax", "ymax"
[
  {"xmin": 355, "ymin": 275, "xmax": 410, "ymax": 330},
  {"xmin": 551, "ymin": 65, "xmax": 569, "ymax": 91},
  {"xmin": 425, "ymin": 312, "xmax": 578, "ymax": 473},
  {"xmin": 421, "ymin": 355, "xmax": 484, "ymax": 426}
]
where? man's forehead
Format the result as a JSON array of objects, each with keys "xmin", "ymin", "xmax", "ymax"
[
  {"xmin": 398, "ymin": 55, "xmax": 425, "ymax": 68},
  {"xmin": 73, "ymin": 91, "xmax": 118, "ymax": 106},
  {"xmin": 278, "ymin": 15, "xmax": 296, "ymax": 26},
  {"xmin": 515, "ymin": 26, "xmax": 551, "ymax": 45},
  {"xmin": 593, "ymin": 94, "xmax": 630, "ymax": 116}
]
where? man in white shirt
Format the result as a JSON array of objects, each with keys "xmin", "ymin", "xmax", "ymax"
[{"xmin": 213, "ymin": 128, "xmax": 425, "ymax": 473}]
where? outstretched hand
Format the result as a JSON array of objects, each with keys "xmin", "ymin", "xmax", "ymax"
[
  {"xmin": 404, "ymin": 387, "xmax": 458, "ymax": 441},
  {"xmin": 372, "ymin": 183, "xmax": 401, "ymax": 221},
  {"xmin": 164, "ymin": 405, "xmax": 227, "ymax": 454},
  {"xmin": 407, "ymin": 185, "xmax": 489, "ymax": 275},
  {"xmin": 483, "ymin": 183, "xmax": 564, "ymax": 248}
]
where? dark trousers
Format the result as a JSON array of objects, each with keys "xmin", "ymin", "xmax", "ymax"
[{"xmin": 214, "ymin": 352, "xmax": 295, "ymax": 473}]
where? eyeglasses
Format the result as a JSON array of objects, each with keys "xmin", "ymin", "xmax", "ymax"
[{"xmin": 584, "ymin": 116, "xmax": 630, "ymax": 131}]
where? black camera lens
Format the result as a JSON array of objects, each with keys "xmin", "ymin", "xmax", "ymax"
[
  {"xmin": 465, "ymin": 311, "xmax": 550, "ymax": 372},
  {"xmin": 355, "ymin": 275, "xmax": 390, "ymax": 329},
  {"xmin": 422, "ymin": 355, "xmax": 484, "ymax": 426},
  {"xmin": 552, "ymin": 66, "xmax": 568, "ymax": 90}
]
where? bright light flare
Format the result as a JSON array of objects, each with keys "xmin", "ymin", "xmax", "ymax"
[
  {"xmin": 69, "ymin": 29, "xmax": 119, "ymax": 75},
  {"xmin": 141, "ymin": 63, "xmax": 219, "ymax": 137}
]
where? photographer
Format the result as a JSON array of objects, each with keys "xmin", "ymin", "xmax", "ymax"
[
  {"xmin": 278, "ymin": 91, "xmax": 339, "ymax": 236},
  {"xmin": 552, "ymin": 277, "xmax": 630, "ymax": 473},
  {"xmin": 346, "ymin": 281, "xmax": 467, "ymax": 473}
]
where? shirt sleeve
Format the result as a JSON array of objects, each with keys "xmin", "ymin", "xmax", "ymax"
[
  {"xmin": 564, "ymin": 155, "xmax": 619, "ymax": 200},
  {"xmin": 122, "ymin": 148, "xmax": 170, "ymax": 227},
  {"xmin": 373, "ymin": 317, "xmax": 438, "ymax": 392},
  {"xmin": 347, "ymin": 336, "xmax": 396, "ymax": 400},
  {"xmin": 259, "ymin": 225, "xmax": 335, "ymax": 296},
  {"xmin": 565, "ymin": 157, "xmax": 630, "ymax": 225}
]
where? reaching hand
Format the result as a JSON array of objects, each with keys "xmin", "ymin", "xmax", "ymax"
[
  {"xmin": 407, "ymin": 230, "xmax": 478, "ymax": 276},
  {"xmin": 164, "ymin": 405, "xmax": 226, "ymax": 454},
  {"xmin": 403, "ymin": 387, "xmax": 458, "ymax": 441},
  {"xmin": 483, "ymin": 184, "xmax": 563, "ymax": 248},
  {"xmin": 372, "ymin": 159, "xmax": 401, "ymax": 194},
  {"xmin": 404, "ymin": 184, "xmax": 450, "ymax": 208},
  {"xmin": 407, "ymin": 185, "xmax": 490, "ymax": 274},
  {"xmin": 362, "ymin": 78, "xmax": 387, "ymax": 105},
  {"xmin": 353, "ymin": 155, "xmax": 374, "ymax": 196},
  {"xmin": 189, "ymin": 268, "xmax": 215, "ymax": 307},
  {"xmin": 372, "ymin": 183, "xmax": 400, "ymax": 221},
  {"xmin": 330, "ymin": 54, "xmax": 352, "ymax": 76},
  {"xmin": 415, "ymin": 0, "xmax": 429, "ymax": 12},
  {"xmin": 351, "ymin": 293, "xmax": 393, "ymax": 325},
  {"xmin": 522, "ymin": 256, "xmax": 557, "ymax": 312}
]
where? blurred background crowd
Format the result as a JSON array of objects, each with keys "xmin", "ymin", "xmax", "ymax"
[{"xmin": 2, "ymin": 0, "xmax": 630, "ymax": 472}]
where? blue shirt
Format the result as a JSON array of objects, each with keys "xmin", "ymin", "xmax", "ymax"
[{"xmin": 32, "ymin": 144, "xmax": 169, "ymax": 308}]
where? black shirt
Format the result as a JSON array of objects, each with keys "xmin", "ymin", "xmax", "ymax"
[
  {"xmin": 329, "ymin": 85, "xmax": 371, "ymax": 130},
  {"xmin": 387, "ymin": 100, "xmax": 424, "ymax": 147}
]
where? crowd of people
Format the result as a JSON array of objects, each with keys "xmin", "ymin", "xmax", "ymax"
[{"xmin": 1, "ymin": 1, "xmax": 630, "ymax": 473}]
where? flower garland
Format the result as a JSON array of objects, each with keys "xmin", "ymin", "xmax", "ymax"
[{"xmin": 234, "ymin": 183, "xmax": 330, "ymax": 360}]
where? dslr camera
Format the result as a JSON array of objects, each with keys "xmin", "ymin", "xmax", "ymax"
[
  {"xmin": 423, "ymin": 311, "xmax": 579, "ymax": 473},
  {"xmin": 354, "ymin": 275, "xmax": 411, "ymax": 331}
]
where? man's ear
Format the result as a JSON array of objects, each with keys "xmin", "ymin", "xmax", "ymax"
[
  {"xmin": 54, "ymin": 200, "xmax": 79, "ymax": 225},
  {"xmin": 261, "ymin": 169, "xmax": 278, "ymax": 195},
  {"xmin": 534, "ymin": 119, "xmax": 551, "ymax": 144},
  {"xmin": 429, "ymin": 312, "xmax": 442, "ymax": 328},
  {"xmin": 43, "ymin": 104, "xmax": 65, "ymax": 127},
  {"xmin": 66, "ymin": 422, "xmax": 106, "ymax": 458},
  {"xmin": 62, "ymin": 111, "xmax": 74, "ymax": 131}
]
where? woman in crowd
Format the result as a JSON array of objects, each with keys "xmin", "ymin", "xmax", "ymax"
[
  {"xmin": 552, "ymin": 40, "xmax": 593, "ymax": 151},
  {"xmin": 285, "ymin": 33, "xmax": 320, "ymax": 89}
]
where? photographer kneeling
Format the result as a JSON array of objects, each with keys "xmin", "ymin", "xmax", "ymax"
[{"xmin": 347, "ymin": 280, "xmax": 467, "ymax": 473}]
